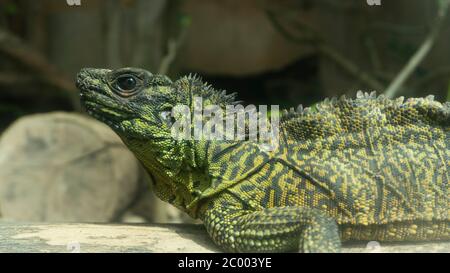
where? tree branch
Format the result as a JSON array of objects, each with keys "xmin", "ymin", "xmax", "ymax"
[
  {"xmin": 158, "ymin": 23, "xmax": 189, "ymax": 75},
  {"xmin": 265, "ymin": 10, "xmax": 385, "ymax": 92},
  {"xmin": 384, "ymin": 0, "xmax": 450, "ymax": 98},
  {"xmin": 0, "ymin": 28, "xmax": 79, "ymax": 109}
]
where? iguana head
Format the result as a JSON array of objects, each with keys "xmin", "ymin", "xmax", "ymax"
[
  {"xmin": 77, "ymin": 67, "xmax": 175, "ymax": 146},
  {"xmin": 76, "ymin": 67, "xmax": 237, "ymax": 214}
]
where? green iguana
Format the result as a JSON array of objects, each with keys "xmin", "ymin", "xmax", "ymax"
[{"xmin": 76, "ymin": 67, "xmax": 449, "ymax": 253}]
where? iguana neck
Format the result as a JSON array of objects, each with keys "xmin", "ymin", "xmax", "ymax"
[
  {"xmin": 118, "ymin": 135, "xmax": 226, "ymax": 215},
  {"xmin": 121, "ymin": 132, "xmax": 270, "ymax": 218},
  {"xmin": 187, "ymin": 138, "xmax": 275, "ymax": 218}
]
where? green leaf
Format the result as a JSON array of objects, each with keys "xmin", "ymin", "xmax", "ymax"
[
  {"xmin": 437, "ymin": 0, "xmax": 450, "ymax": 14},
  {"xmin": 179, "ymin": 15, "xmax": 191, "ymax": 28},
  {"xmin": 3, "ymin": 3, "xmax": 18, "ymax": 15}
]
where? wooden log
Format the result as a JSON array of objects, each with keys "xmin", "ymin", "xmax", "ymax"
[{"xmin": 0, "ymin": 222, "xmax": 449, "ymax": 253}]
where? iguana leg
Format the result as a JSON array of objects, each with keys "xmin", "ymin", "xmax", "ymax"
[{"xmin": 202, "ymin": 205, "xmax": 341, "ymax": 253}]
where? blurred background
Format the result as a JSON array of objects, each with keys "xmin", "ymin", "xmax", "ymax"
[{"xmin": 0, "ymin": 0, "xmax": 449, "ymax": 224}]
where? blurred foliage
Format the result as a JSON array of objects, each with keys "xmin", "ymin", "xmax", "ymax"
[
  {"xmin": 447, "ymin": 80, "xmax": 450, "ymax": 101},
  {"xmin": 179, "ymin": 13, "xmax": 191, "ymax": 28},
  {"xmin": 0, "ymin": 104, "xmax": 26, "ymax": 131},
  {"xmin": 1, "ymin": 1, "xmax": 18, "ymax": 15},
  {"xmin": 0, "ymin": 104, "xmax": 25, "ymax": 117},
  {"xmin": 438, "ymin": 0, "xmax": 450, "ymax": 12}
]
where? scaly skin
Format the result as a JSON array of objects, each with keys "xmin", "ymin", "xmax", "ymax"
[{"xmin": 76, "ymin": 67, "xmax": 450, "ymax": 253}]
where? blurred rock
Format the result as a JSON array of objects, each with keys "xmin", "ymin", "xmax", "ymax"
[
  {"xmin": 119, "ymin": 212, "xmax": 147, "ymax": 224},
  {"xmin": 181, "ymin": 0, "xmax": 316, "ymax": 75},
  {"xmin": 0, "ymin": 112, "xmax": 141, "ymax": 222}
]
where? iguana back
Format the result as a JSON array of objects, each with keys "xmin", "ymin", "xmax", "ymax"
[{"xmin": 222, "ymin": 92, "xmax": 449, "ymax": 243}]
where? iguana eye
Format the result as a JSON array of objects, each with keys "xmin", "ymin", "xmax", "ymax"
[
  {"xmin": 117, "ymin": 76, "xmax": 137, "ymax": 91},
  {"xmin": 117, "ymin": 76, "xmax": 136, "ymax": 90},
  {"xmin": 112, "ymin": 74, "xmax": 141, "ymax": 96}
]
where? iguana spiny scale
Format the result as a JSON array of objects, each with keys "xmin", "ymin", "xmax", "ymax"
[{"xmin": 76, "ymin": 67, "xmax": 449, "ymax": 252}]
